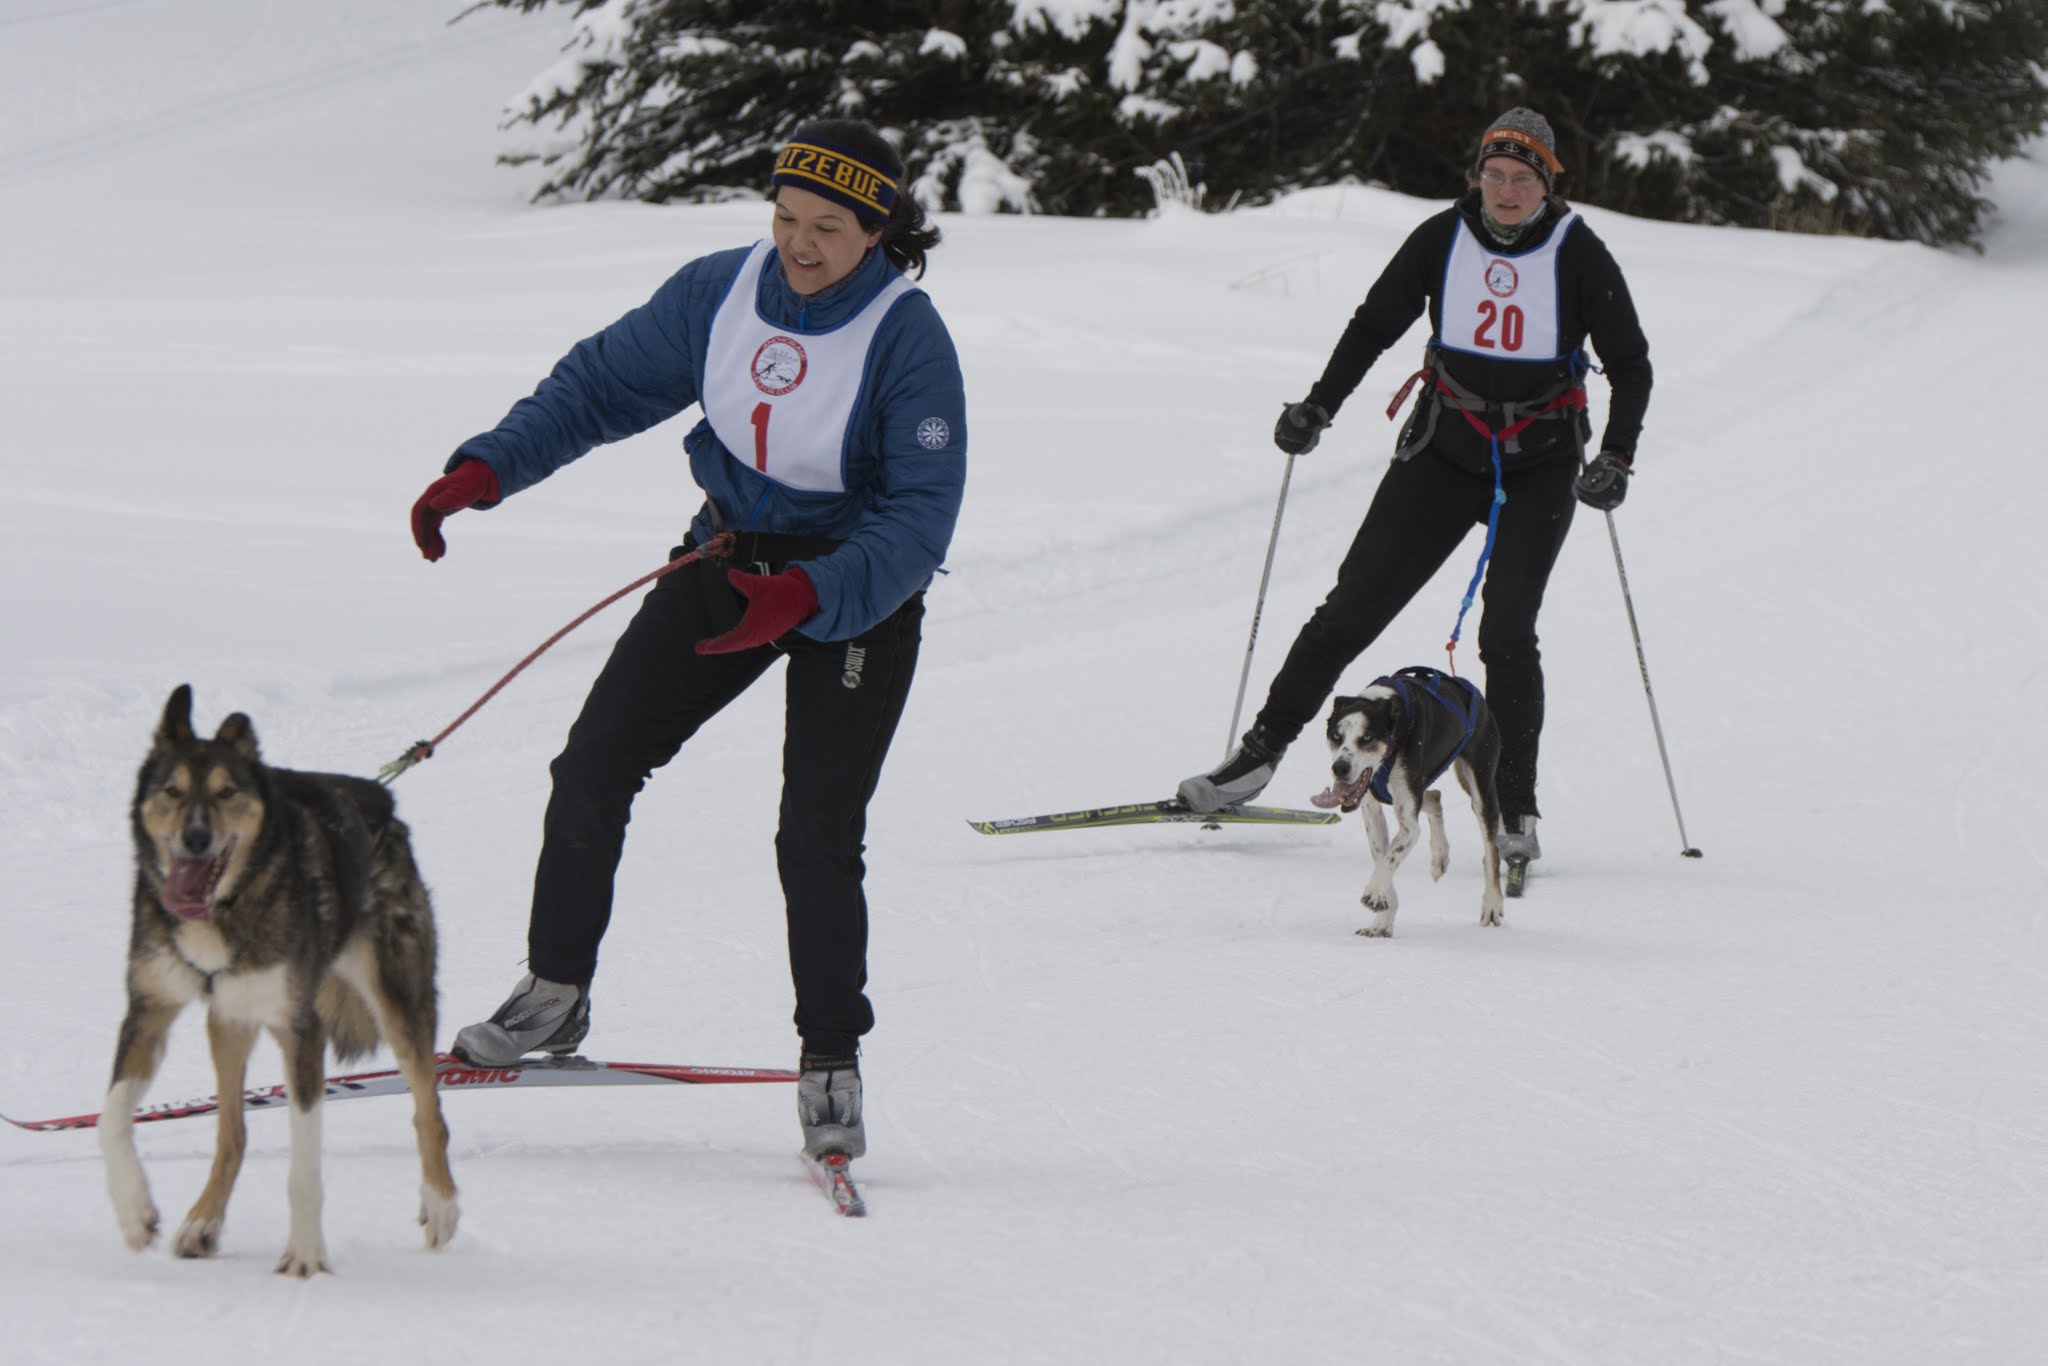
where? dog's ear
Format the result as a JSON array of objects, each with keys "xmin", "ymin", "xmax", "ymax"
[
  {"xmin": 155, "ymin": 684, "xmax": 195, "ymax": 749},
  {"xmin": 215, "ymin": 712, "xmax": 261, "ymax": 761}
]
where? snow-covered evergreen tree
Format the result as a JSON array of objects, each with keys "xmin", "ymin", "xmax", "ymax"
[
  {"xmin": 484, "ymin": 0, "xmax": 1008, "ymax": 203},
  {"xmin": 1608, "ymin": 0, "xmax": 2048, "ymax": 245},
  {"xmin": 478, "ymin": 0, "xmax": 2048, "ymax": 245}
]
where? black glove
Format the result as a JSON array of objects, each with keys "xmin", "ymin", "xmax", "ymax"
[
  {"xmin": 1272, "ymin": 400, "xmax": 1331, "ymax": 456},
  {"xmin": 1574, "ymin": 451, "xmax": 1632, "ymax": 511}
]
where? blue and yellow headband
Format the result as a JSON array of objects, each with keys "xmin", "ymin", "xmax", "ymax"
[{"xmin": 771, "ymin": 140, "xmax": 898, "ymax": 223}]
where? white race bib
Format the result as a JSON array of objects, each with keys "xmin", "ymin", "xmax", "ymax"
[
  {"xmin": 701, "ymin": 241, "xmax": 917, "ymax": 493},
  {"xmin": 1437, "ymin": 211, "xmax": 1579, "ymax": 363}
]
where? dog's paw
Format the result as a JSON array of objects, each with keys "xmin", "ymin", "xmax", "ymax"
[
  {"xmin": 173, "ymin": 1214, "xmax": 224, "ymax": 1259},
  {"xmin": 109, "ymin": 1182, "xmax": 159, "ymax": 1252},
  {"xmin": 274, "ymin": 1239, "xmax": 332, "ymax": 1278},
  {"xmin": 116, "ymin": 1204, "xmax": 160, "ymax": 1253},
  {"xmin": 419, "ymin": 1187, "xmax": 459, "ymax": 1250},
  {"xmin": 1481, "ymin": 896, "xmax": 1505, "ymax": 928},
  {"xmin": 1361, "ymin": 885, "xmax": 1397, "ymax": 913},
  {"xmin": 1354, "ymin": 925, "xmax": 1392, "ymax": 939},
  {"xmin": 105, "ymin": 1154, "xmax": 160, "ymax": 1251}
]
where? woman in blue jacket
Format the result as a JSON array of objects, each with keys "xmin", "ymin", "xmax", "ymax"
[{"xmin": 409, "ymin": 119, "xmax": 967, "ymax": 1163}]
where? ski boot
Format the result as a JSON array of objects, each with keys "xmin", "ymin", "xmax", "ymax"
[
  {"xmin": 451, "ymin": 972, "xmax": 590, "ymax": 1066},
  {"xmin": 797, "ymin": 1054, "xmax": 865, "ymax": 1159},
  {"xmin": 1177, "ymin": 725, "xmax": 1287, "ymax": 814},
  {"xmin": 1500, "ymin": 815, "xmax": 1541, "ymax": 898}
]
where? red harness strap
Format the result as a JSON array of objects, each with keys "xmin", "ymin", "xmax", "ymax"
[
  {"xmin": 1388, "ymin": 361, "xmax": 1587, "ymax": 442},
  {"xmin": 1434, "ymin": 375, "xmax": 1587, "ymax": 443},
  {"xmin": 1386, "ymin": 366, "xmax": 1429, "ymax": 420}
]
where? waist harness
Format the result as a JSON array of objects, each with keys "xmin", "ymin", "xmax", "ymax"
[
  {"xmin": 1387, "ymin": 343, "xmax": 1586, "ymax": 462},
  {"xmin": 1366, "ymin": 666, "xmax": 1486, "ymax": 806}
]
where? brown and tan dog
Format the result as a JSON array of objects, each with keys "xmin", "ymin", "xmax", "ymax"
[{"xmin": 101, "ymin": 684, "xmax": 457, "ymax": 1276}]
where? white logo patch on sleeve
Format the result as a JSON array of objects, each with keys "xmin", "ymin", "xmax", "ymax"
[{"xmin": 916, "ymin": 416, "xmax": 952, "ymax": 450}]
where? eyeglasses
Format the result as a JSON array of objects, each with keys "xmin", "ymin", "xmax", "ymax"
[{"xmin": 1479, "ymin": 169, "xmax": 1543, "ymax": 189}]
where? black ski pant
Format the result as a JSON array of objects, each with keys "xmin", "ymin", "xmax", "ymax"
[
  {"xmin": 1254, "ymin": 447, "xmax": 1578, "ymax": 818},
  {"xmin": 524, "ymin": 542, "xmax": 923, "ymax": 1060}
]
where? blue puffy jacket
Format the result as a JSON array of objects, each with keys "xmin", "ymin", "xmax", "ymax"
[{"xmin": 450, "ymin": 242, "xmax": 968, "ymax": 642}]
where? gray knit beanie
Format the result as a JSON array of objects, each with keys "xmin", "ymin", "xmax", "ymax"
[{"xmin": 1475, "ymin": 107, "xmax": 1563, "ymax": 190}]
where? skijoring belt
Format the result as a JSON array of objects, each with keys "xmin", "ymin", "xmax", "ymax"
[
  {"xmin": 687, "ymin": 530, "xmax": 844, "ymax": 576},
  {"xmin": 1387, "ymin": 343, "xmax": 1587, "ymax": 460}
]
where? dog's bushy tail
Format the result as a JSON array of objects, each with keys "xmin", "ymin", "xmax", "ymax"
[{"xmin": 318, "ymin": 978, "xmax": 382, "ymax": 1062}]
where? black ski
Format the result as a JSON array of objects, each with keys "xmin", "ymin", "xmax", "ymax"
[{"xmin": 968, "ymin": 799, "xmax": 1338, "ymax": 835}]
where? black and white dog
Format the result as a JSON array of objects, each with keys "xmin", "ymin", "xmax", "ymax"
[{"xmin": 1314, "ymin": 667, "xmax": 1506, "ymax": 936}]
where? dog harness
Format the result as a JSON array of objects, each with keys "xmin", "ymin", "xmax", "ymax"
[{"xmin": 1365, "ymin": 667, "xmax": 1486, "ymax": 806}]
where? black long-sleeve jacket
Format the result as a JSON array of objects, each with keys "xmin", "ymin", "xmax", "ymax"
[{"xmin": 1304, "ymin": 192, "xmax": 1652, "ymax": 474}]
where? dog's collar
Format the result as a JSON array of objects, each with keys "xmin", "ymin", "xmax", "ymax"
[
  {"xmin": 166, "ymin": 902, "xmax": 236, "ymax": 995},
  {"xmin": 171, "ymin": 942, "xmax": 220, "ymax": 997}
]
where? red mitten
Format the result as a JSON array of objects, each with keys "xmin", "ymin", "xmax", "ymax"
[
  {"xmin": 410, "ymin": 458, "xmax": 501, "ymax": 562},
  {"xmin": 696, "ymin": 567, "xmax": 819, "ymax": 654}
]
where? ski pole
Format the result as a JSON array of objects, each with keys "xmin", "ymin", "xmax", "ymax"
[
  {"xmin": 1223, "ymin": 451, "xmax": 1297, "ymax": 758},
  {"xmin": 1598, "ymin": 505, "xmax": 1702, "ymax": 858}
]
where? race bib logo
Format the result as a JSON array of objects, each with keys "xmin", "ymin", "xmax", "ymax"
[
  {"xmin": 915, "ymin": 416, "xmax": 952, "ymax": 450},
  {"xmin": 1485, "ymin": 259, "xmax": 1519, "ymax": 298},
  {"xmin": 751, "ymin": 336, "xmax": 808, "ymax": 396}
]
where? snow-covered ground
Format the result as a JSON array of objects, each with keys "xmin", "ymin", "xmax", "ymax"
[{"xmin": 3, "ymin": 4, "xmax": 2044, "ymax": 1363}]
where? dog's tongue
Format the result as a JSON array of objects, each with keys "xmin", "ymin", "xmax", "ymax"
[
  {"xmin": 160, "ymin": 856, "xmax": 218, "ymax": 922},
  {"xmin": 1311, "ymin": 777, "xmax": 1371, "ymax": 812}
]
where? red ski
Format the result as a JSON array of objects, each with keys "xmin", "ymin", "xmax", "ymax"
[
  {"xmin": 799, "ymin": 1150, "xmax": 868, "ymax": 1217},
  {"xmin": 1, "ymin": 1052, "xmax": 797, "ymax": 1133}
]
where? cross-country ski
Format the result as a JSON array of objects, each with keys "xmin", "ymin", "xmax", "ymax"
[
  {"xmin": 968, "ymin": 798, "xmax": 1339, "ymax": 834},
  {"xmin": 0, "ymin": 1054, "xmax": 796, "ymax": 1133},
  {"xmin": 799, "ymin": 1150, "xmax": 868, "ymax": 1217}
]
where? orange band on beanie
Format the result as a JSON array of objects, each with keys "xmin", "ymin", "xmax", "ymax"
[{"xmin": 1479, "ymin": 127, "xmax": 1564, "ymax": 175}]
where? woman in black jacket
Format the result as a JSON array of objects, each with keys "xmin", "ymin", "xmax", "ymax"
[{"xmin": 1180, "ymin": 108, "xmax": 1653, "ymax": 873}]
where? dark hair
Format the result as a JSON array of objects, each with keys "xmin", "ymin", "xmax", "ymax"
[{"xmin": 777, "ymin": 118, "xmax": 941, "ymax": 279}]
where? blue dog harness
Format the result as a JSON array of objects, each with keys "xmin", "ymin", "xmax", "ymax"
[{"xmin": 1365, "ymin": 667, "xmax": 1486, "ymax": 806}]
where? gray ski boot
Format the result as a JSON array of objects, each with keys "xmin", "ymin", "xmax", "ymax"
[
  {"xmin": 797, "ymin": 1054, "xmax": 865, "ymax": 1158},
  {"xmin": 1177, "ymin": 726, "xmax": 1286, "ymax": 814},
  {"xmin": 451, "ymin": 972, "xmax": 590, "ymax": 1066},
  {"xmin": 1500, "ymin": 815, "xmax": 1541, "ymax": 898}
]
